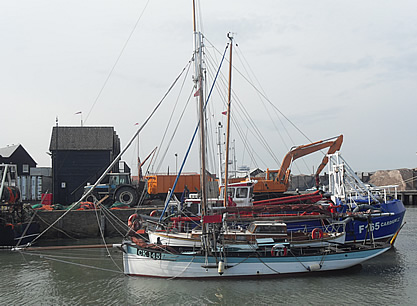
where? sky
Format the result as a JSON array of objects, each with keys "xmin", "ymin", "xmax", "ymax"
[{"xmin": 1, "ymin": 0, "xmax": 417, "ymax": 176}]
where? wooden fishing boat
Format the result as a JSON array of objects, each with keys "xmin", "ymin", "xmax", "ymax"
[{"xmin": 122, "ymin": 236, "xmax": 391, "ymax": 279}]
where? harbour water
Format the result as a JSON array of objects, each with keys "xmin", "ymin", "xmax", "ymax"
[{"xmin": 1, "ymin": 207, "xmax": 417, "ymax": 305}]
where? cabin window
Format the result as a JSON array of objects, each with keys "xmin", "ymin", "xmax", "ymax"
[
  {"xmin": 220, "ymin": 187, "xmax": 235, "ymax": 198},
  {"xmin": 236, "ymin": 188, "xmax": 248, "ymax": 198},
  {"xmin": 23, "ymin": 164, "xmax": 29, "ymax": 173}
]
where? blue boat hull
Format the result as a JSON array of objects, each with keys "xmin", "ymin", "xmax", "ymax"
[
  {"xmin": 285, "ymin": 199, "xmax": 406, "ymax": 243},
  {"xmin": 343, "ymin": 199, "xmax": 406, "ymax": 242}
]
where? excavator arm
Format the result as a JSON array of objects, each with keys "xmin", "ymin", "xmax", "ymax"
[{"xmin": 276, "ymin": 135, "xmax": 343, "ymax": 185}]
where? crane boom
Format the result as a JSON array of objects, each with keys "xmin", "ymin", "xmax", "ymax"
[{"xmin": 276, "ymin": 135, "xmax": 343, "ymax": 184}]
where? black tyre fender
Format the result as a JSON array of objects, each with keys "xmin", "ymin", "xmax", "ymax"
[{"xmin": 114, "ymin": 186, "xmax": 139, "ymax": 206}]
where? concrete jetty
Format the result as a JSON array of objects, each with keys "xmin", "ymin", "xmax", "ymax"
[{"xmin": 33, "ymin": 205, "xmax": 162, "ymax": 239}]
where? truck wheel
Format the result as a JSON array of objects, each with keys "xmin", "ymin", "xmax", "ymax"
[{"xmin": 115, "ymin": 187, "xmax": 138, "ymax": 206}]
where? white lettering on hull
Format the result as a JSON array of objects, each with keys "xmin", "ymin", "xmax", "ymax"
[{"xmin": 358, "ymin": 217, "xmax": 401, "ymax": 234}]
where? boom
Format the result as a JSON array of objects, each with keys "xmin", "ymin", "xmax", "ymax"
[
  {"xmin": 229, "ymin": 135, "xmax": 344, "ymax": 197},
  {"xmin": 276, "ymin": 135, "xmax": 343, "ymax": 185}
]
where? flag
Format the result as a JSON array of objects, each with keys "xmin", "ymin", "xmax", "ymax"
[
  {"xmin": 134, "ymin": 122, "xmax": 139, "ymax": 126},
  {"xmin": 75, "ymin": 111, "xmax": 82, "ymax": 115},
  {"xmin": 194, "ymin": 89, "xmax": 200, "ymax": 97},
  {"xmin": 222, "ymin": 110, "xmax": 227, "ymax": 115}
]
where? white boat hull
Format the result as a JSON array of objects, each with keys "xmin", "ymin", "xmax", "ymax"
[{"xmin": 122, "ymin": 242, "xmax": 390, "ymax": 279}]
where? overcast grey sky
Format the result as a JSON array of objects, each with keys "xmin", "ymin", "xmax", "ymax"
[{"xmin": 1, "ymin": 0, "xmax": 417, "ymax": 175}]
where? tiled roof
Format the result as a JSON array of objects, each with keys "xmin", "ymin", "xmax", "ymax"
[{"xmin": 49, "ymin": 126, "xmax": 118, "ymax": 151}]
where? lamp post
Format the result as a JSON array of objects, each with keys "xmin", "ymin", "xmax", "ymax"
[{"xmin": 75, "ymin": 111, "xmax": 83, "ymax": 127}]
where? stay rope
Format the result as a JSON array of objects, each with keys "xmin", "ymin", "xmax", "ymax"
[
  {"xmin": 27, "ymin": 59, "xmax": 193, "ymax": 248},
  {"xmin": 158, "ymin": 42, "xmax": 230, "ymax": 222},
  {"xmin": 84, "ymin": 0, "xmax": 151, "ymax": 124},
  {"xmin": 19, "ymin": 251, "xmax": 125, "ymax": 275}
]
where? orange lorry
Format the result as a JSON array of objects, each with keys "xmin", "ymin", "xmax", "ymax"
[{"xmin": 145, "ymin": 173, "xmax": 201, "ymax": 199}]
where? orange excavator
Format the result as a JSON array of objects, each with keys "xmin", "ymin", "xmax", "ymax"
[{"xmin": 231, "ymin": 135, "xmax": 343, "ymax": 197}]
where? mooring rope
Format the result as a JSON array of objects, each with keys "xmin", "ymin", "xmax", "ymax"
[
  {"xmin": 20, "ymin": 251, "xmax": 125, "ymax": 274},
  {"xmin": 93, "ymin": 208, "xmax": 123, "ymax": 272}
]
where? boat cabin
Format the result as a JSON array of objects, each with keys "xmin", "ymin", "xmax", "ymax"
[
  {"xmin": 246, "ymin": 221, "xmax": 287, "ymax": 234},
  {"xmin": 219, "ymin": 221, "xmax": 288, "ymax": 243},
  {"xmin": 182, "ymin": 180, "xmax": 256, "ymax": 216},
  {"xmin": 218, "ymin": 180, "xmax": 255, "ymax": 207}
]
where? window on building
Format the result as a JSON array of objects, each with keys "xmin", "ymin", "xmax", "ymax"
[{"xmin": 23, "ymin": 164, "xmax": 29, "ymax": 173}]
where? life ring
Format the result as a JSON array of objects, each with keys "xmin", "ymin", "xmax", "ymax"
[
  {"xmin": 271, "ymin": 244, "xmax": 288, "ymax": 257},
  {"xmin": 150, "ymin": 210, "xmax": 158, "ymax": 217},
  {"xmin": 128, "ymin": 214, "xmax": 141, "ymax": 231},
  {"xmin": 311, "ymin": 228, "xmax": 323, "ymax": 239}
]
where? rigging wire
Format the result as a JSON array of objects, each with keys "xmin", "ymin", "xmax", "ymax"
[
  {"xmin": 84, "ymin": 0, "xmax": 151, "ymax": 124},
  {"xmin": 93, "ymin": 208, "xmax": 123, "ymax": 272},
  {"xmin": 28, "ymin": 57, "xmax": 191, "ymax": 247},
  {"xmin": 203, "ymin": 49, "xmax": 262, "ymax": 162},
  {"xmin": 203, "ymin": 50, "xmax": 271, "ymax": 168},
  {"xmin": 205, "ymin": 37, "xmax": 331, "ymax": 179},
  {"xmin": 205, "ymin": 69, "xmax": 219, "ymax": 176},
  {"xmin": 157, "ymin": 42, "xmax": 230, "ymax": 220},
  {"xmin": 19, "ymin": 251, "xmax": 125, "ymax": 274},
  {"xmin": 205, "ymin": 37, "xmax": 313, "ymax": 144},
  {"xmin": 153, "ymin": 59, "xmax": 193, "ymax": 173},
  {"xmin": 154, "ymin": 85, "xmax": 194, "ymax": 174},
  {"xmin": 234, "ymin": 45, "xmax": 292, "ymax": 150},
  {"xmin": 233, "ymin": 46, "xmax": 291, "ymax": 165}
]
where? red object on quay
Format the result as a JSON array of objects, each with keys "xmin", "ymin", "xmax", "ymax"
[{"xmin": 41, "ymin": 193, "xmax": 52, "ymax": 205}]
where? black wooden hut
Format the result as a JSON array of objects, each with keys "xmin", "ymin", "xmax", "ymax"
[
  {"xmin": 49, "ymin": 126, "xmax": 122, "ymax": 205},
  {"xmin": 0, "ymin": 144, "xmax": 37, "ymax": 176}
]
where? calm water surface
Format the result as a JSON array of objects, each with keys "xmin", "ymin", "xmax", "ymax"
[{"xmin": 1, "ymin": 207, "xmax": 416, "ymax": 305}]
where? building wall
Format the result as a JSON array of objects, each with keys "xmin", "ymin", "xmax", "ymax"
[
  {"xmin": 18, "ymin": 175, "xmax": 52, "ymax": 202},
  {"xmin": 52, "ymin": 150, "xmax": 112, "ymax": 205}
]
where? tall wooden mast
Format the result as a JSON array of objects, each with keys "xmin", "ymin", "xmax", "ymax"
[
  {"xmin": 192, "ymin": 0, "xmax": 207, "ymax": 216},
  {"xmin": 223, "ymin": 33, "xmax": 233, "ymax": 207}
]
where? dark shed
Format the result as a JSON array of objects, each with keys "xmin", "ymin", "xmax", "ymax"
[{"xmin": 49, "ymin": 126, "xmax": 121, "ymax": 205}]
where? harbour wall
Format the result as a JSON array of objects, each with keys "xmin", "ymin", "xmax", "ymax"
[
  {"xmin": 398, "ymin": 190, "xmax": 417, "ymax": 206},
  {"xmin": 33, "ymin": 206, "xmax": 161, "ymax": 239}
]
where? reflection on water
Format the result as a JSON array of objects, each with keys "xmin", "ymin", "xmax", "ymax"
[{"xmin": 1, "ymin": 208, "xmax": 417, "ymax": 305}]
